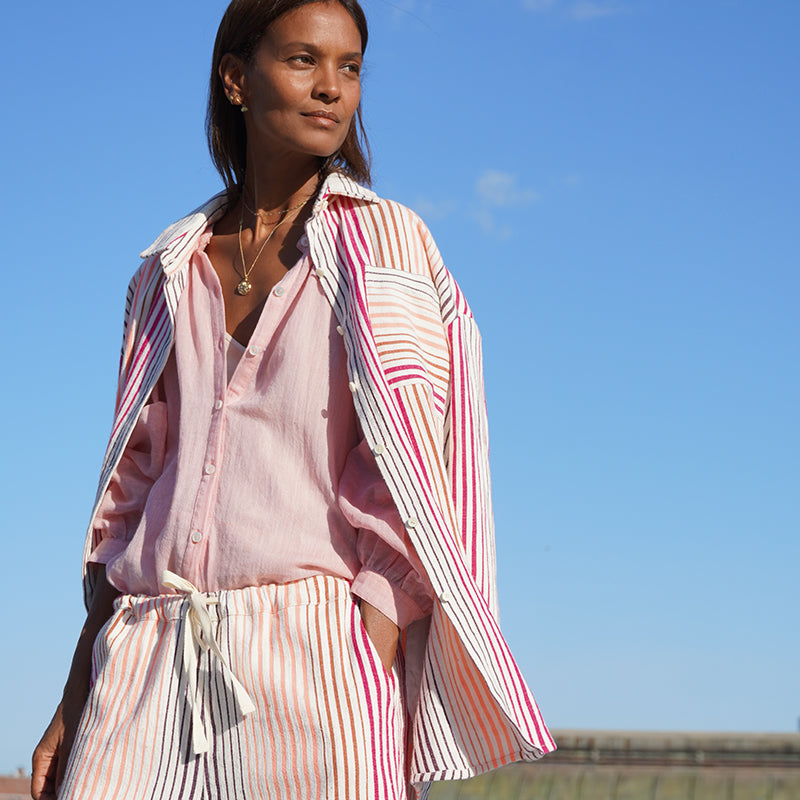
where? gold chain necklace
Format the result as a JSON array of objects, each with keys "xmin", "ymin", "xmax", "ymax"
[
  {"xmin": 241, "ymin": 193, "xmax": 309, "ymax": 220},
  {"xmin": 235, "ymin": 198, "xmax": 310, "ymax": 296}
]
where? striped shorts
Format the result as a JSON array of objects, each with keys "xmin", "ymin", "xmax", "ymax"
[{"xmin": 58, "ymin": 575, "xmax": 407, "ymax": 799}]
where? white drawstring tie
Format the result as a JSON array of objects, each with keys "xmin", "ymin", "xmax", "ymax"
[{"xmin": 161, "ymin": 570, "xmax": 256, "ymax": 755}]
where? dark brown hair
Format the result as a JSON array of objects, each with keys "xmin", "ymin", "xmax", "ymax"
[{"xmin": 207, "ymin": 0, "xmax": 371, "ymax": 198}]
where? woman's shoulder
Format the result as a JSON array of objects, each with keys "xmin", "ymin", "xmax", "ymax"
[
  {"xmin": 325, "ymin": 172, "xmax": 429, "ymax": 230},
  {"xmin": 138, "ymin": 191, "xmax": 228, "ymax": 262},
  {"xmin": 327, "ymin": 177, "xmax": 438, "ymax": 263},
  {"xmin": 327, "ymin": 177, "xmax": 473, "ymax": 321},
  {"xmin": 122, "ymin": 191, "xmax": 229, "ymax": 296}
]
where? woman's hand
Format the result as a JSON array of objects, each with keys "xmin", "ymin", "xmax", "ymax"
[
  {"xmin": 31, "ymin": 703, "xmax": 64, "ymax": 800},
  {"xmin": 31, "ymin": 692, "xmax": 87, "ymax": 800},
  {"xmin": 359, "ymin": 600, "xmax": 400, "ymax": 674}
]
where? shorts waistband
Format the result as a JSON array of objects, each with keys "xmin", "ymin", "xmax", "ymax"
[{"xmin": 115, "ymin": 574, "xmax": 353, "ymax": 622}]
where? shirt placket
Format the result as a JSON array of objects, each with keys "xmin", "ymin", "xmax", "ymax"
[
  {"xmin": 179, "ymin": 253, "xmax": 311, "ymax": 581},
  {"xmin": 180, "ymin": 321, "xmax": 231, "ymax": 581}
]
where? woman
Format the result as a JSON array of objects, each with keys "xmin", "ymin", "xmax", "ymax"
[{"xmin": 32, "ymin": 1, "xmax": 554, "ymax": 798}]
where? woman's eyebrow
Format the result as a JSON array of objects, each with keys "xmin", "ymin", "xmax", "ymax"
[{"xmin": 282, "ymin": 41, "xmax": 363, "ymax": 59}]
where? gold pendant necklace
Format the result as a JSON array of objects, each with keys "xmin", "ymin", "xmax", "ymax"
[{"xmin": 235, "ymin": 196, "xmax": 311, "ymax": 296}]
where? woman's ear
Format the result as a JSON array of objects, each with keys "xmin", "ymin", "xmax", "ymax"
[{"xmin": 219, "ymin": 53, "xmax": 248, "ymax": 107}]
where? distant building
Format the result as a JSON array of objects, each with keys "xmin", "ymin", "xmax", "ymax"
[
  {"xmin": 0, "ymin": 771, "xmax": 27, "ymax": 800},
  {"xmin": 429, "ymin": 730, "xmax": 800, "ymax": 799}
]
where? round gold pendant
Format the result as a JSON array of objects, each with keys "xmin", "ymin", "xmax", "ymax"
[{"xmin": 236, "ymin": 280, "xmax": 252, "ymax": 296}]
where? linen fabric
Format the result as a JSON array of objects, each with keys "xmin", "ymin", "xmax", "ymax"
[
  {"xmin": 58, "ymin": 575, "xmax": 407, "ymax": 800},
  {"xmin": 90, "ymin": 227, "xmax": 433, "ymax": 629},
  {"xmin": 81, "ymin": 173, "xmax": 556, "ymax": 795}
]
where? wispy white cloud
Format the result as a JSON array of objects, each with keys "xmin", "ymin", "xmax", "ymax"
[
  {"xmin": 408, "ymin": 173, "xmax": 539, "ymax": 239},
  {"xmin": 412, "ymin": 197, "xmax": 455, "ymax": 220},
  {"xmin": 476, "ymin": 170, "xmax": 539, "ymax": 207},
  {"xmin": 569, "ymin": 1, "xmax": 626, "ymax": 20},
  {"xmin": 473, "ymin": 170, "xmax": 538, "ymax": 239},
  {"xmin": 471, "ymin": 208, "xmax": 513, "ymax": 241}
]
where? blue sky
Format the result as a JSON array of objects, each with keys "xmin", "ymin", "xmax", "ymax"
[{"xmin": 2, "ymin": 0, "xmax": 798, "ymax": 774}]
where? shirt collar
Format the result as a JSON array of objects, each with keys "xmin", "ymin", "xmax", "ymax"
[
  {"xmin": 314, "ymin": 171, "xmax": 379, "ymax": 213},
  {"xmin": 140, "ymin": 172, "xmax": 379, "ymax": 271}
]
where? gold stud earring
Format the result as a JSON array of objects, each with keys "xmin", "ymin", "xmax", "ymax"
[{"xmin": 241, "ymin": 104, "xmax": 248, "ymax": 113}]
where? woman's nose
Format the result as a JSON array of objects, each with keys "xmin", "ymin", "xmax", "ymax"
[{"xmin": 313, "ymin": 65, "xmax": 340, "ymax": 102}]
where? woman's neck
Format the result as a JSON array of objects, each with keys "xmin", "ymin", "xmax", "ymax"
[{"xmin": 242, "ymin": 151, "xmax": 322, "ymax": 215}]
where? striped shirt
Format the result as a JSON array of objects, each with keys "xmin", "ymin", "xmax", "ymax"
[
  {"xmin": 89, "ymin": 227, "xmax": 433, "ymax": 629},
  {"xmin": 81, "ymin": 172, "xmax": 555, "ymax": 793}
]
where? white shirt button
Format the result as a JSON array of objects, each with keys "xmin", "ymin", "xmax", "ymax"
[
  {"xmin": 348, "ymin": 381, "xmax": 358, "ymax": 394},
  {"xmin": 215, "ymin": 399, "xmax": 223, "ymax": 410},
  {"xmin": 299, "ymin": 234, "xmax": 309, "ymax": 247},
  {"xmin": 315, "ymin": 267, "xmax": 327, "ymax": 279},
  {"xmin": 248, "ymin": 344, "xmax": 259, "ymax": 356},
  {"xmin": 372, "ymin": 443, "xmax": 386, "ymax": 456},
  {"xmin": 273, "ymin": 285, "xmax": 285, "ymax": 297},
  {"xmin": 204, "ymin": 463, "xmax": 216, "ymax": 475},
  {"xmin": 190, "ymin": 531, "xmax": 203, "ymax": 544},
  {"xmin": 336, "ymin": 325, "xmax": 344, "ymax": 336},
  {"xmin": 440, "ymin": 590, "xmax": 454, "ymax": 605},
  {"xmin": 405, "ymin": 516, "xmax": 418, "ymax": 529}
]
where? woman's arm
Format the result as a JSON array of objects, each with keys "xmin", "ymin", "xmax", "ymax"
[{"xmin": 31, "ymin": 566, "xmax": 120, "ymax": 800}]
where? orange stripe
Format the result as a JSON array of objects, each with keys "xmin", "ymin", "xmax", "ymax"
[{"xmin": 313, "ymin": 582, "xmax": 340, "ymax": 794}]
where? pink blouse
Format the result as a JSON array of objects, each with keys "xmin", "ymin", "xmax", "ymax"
[{"xmin": 90, "ymin": 230, "xmax": 433, "ymax": 628}]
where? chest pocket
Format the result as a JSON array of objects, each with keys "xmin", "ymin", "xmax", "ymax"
[{"xmin": 363, "ymin": 264, "xmax": 450, "ymax": 418}]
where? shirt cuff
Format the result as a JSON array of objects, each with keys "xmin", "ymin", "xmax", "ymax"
[
  {"xmin": 351, "ymin": 569, "xmax": 429, "ymax": 630},
  {"xmin": 87, "ymin": 535, "xmax": 129, "ymax": 566}
]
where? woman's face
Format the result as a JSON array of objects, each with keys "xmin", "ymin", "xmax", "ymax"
[{"xmin": 228, "ymin": 2, "xmax": 363, "ymax": 164}]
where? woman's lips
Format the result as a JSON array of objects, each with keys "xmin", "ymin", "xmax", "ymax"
[{"xmin": 302, "ymin": 111, "xmax": 340, "ymax": 127}]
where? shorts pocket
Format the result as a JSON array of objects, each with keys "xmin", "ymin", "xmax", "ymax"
[{"xmin": 352, "ymin": 600, "xmax": 398, "ymax": 685}]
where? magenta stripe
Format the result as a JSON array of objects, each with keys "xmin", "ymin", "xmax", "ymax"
[
  {"xmin": 350, "ymin": 610, "xmax": 392, "ymax": 799},
  {"xmin": 111, "ymin": 299, "xmax": 170, "ymax": 437},
  {"xmin": 341, "ymin": 199, "xmax": 373, "ymax": 262}
]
